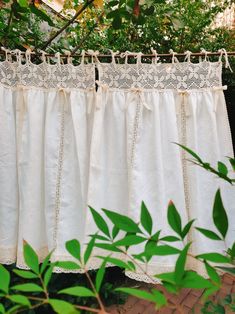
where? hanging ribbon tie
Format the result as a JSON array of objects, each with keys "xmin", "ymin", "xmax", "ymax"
[
  {"xmin": 177, "ymin": 89, "xmax": 191, "ymax": 116},
  {"xmin": 184, "ymin": 50, "xmax": 192, "ymax": 63},
  {"xmin": 12, "ymin": 49, "xmax": 22, "ymax": 64},
  {"xmin": 65, "ymin": 50, "xmax": 72, "ymax": 64},
  {"xmin": 109, "ymin": 50, "xmax": 120, "ymax": 64},
  {"xmin": 150, "ymin": 48, "xmax": 159, "ymax": 64},
  {"xmin": 25, "ymin": 49, "xmax": 32, "ymax": 64},
  {"xmin": 200, "ymin": 48, "xmax": 210, "ymax": 61},
  {"xmin": 58, "ymin": 87, "xmax": 69, "ymax": 112},
  {"xmin": 218, "ymin": 48, "xmax": 233, "ymax": 72},
  {"xmin": 87, "ymin": 50, "xmax": 100, "ymax": 63},
  {"xmin": 95, "ymin": 80, "xmax": 109, "ymax": 110},
  {"xmin": 1, "ymin": 47, "xmax": 11, "ymax": 61},
  {"xmin": 130, "ymin": 87, "xmax": 152, "ymax": 111},
  {"xmin": 39, "ymin": 50, "xmax": 47, "ymax": 63},
  {"xmin": 120, "ymin": 51, "xmax": 135, "ymax": 64},
  {"xmin": 169, "ymin": 49, "xmax": 179, "ymax": 64}
]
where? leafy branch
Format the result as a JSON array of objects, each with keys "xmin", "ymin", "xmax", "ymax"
[{"xmin": 40, "ymin": 0, "xmax": 95, "ymax": 50}]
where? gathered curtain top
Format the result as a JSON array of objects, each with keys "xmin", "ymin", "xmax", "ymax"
[{"xmin": 0, "ymin": 48, "xmax": 231, "ymax": 90}]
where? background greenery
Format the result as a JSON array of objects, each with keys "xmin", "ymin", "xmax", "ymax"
[{"xmin": 0, "ymin": 0, "xmax": 234, "ymax": 54}]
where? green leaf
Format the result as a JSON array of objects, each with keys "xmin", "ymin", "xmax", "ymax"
[
  {"xmin": 112, "ymin": 15, "xmax": 122, "ymax": 30},
  {"xmin": 151, "ymin": 289, "xmax": 167, "ymax": 309},
  {"xmin": 55, "ymin": 261, "xmax": 81, "ymax": 270},
  {"xmin": 162, "ymin": 282, "xmax": 177, "ymax": 294},
  {"xmin": 23, "ymin": 241, "xmax": 39, "ymax": 274},
  {"xmin": 230, "ymin": 242, "xmax": 235, "ymax": 258},
  {"xmin": 13, "ymin": 269, "xmax": 38, "ymax": 279},
  {"xmin": 127, "ymin": 261, "xmax": 136, "ymax": 271},
  {"xmin": 0, "ymin": 265, "xmax": 10, "ymax": 294},
  {"xmin": 160, "ymin": 236, "xmax": 181, "ymax": 242},
  {"xmin": 155, "ymin": 272, "xmax": 175, "ymax": 284},
  {"xmin": 5, "ymin": 305, "xmax": 21, "ymax": 314},
  {"xmin": 216, "ymin": 266, "xmax": 235, "ymax": 275},
  {"xmin": 197, "ymin": 253, "xmax": 230, "ymax": 263},
  {"xmin": 65, "ymin": 239, "xmax": 81, "ymax": 262},
  {"xmin": 95, "ymin": 259, "xmax": 107, "ymax": 292},
  {"xmin": 202, "ymin": 286, "xmax": 220, "ymax": 301},
  {"xmin": 102, "ymin": 209, "xmax": 141, "ymax": 233},
  {"xmin": 181, "ymin": 219, "xmax": 195, "ymax": 239},
  {"xmin": 84, "ymin": 236, "xmax": 95, "ymax": 264},
  {"xmin": 175, "ymin": 243, "xmax": 191, "ymax": 284},
  {"xmin": 89, "ymin": 234, "xmax": 110, "ymax": 242},
  {"xmin": 223, "ymin": 294, "xmax": 232, "ymax": 305},
  {"xmin": 89, "ymin": 206, "xmax": 110, "ymax": 238},
  {"xmin": 112, "ymin": 225, "xmax": 119, "ymax": 239},
  {"xmin": 11, "ymin": 283, "xmax": 43, "ymax": 292},
  {"xmin": 144, "ymin": 240, "xmax": 157, "ymax": 262},
  {"xmin": 0, "ymin": 304, "xmax": 5, "ymax": 314},
  {"xmin": 182, "ymin": 271, "xmax": 213, "ymax": 289},
  {"xmin": 218, "ymin": 161, "xmax": 228, "ymax": 176},
  {"xmin": 17, "ymin": 0, "xmax": 28, "ymax": 7},
  {"xmin": 8, "ymin": 295, "xmax": 31, "ymax": 307},
  {"xmin": 140, "ymin": 201, "xmax": 152, "ymax": 235},
  {"xmin": 115, "ymin": 287, "xmax": 157, "ymax": 302},
  {"xmin": 40, "ymin": 251, "xmax": 53, "ymax": 274},
  {"xmin": 114, "ymin": 235, "xmax": 146, "ymax": 247},
  {"xmin": 144, "ymin": 5, "xmax": 155, "ymax": 15},
  {"xmin": 29, "ymin": 5, "xmax": 54, "ymax": 26},
  {"xmin": 175, "ymin": 143, "xmax": 203, "ymax": 163},
  {"xmin": 196, "ymin": 227, "xmax": 222, "ymax": 240},
  {"xmin": 204, "ymin": 262, "xmax": 221, "ymax": 285},
  {"xmin": 59, "ymin": 286, "xmax": 95, "ymax": 297},
  {"xmin": 229, "ymin": 157, "xmax": 235, "ymax": 171},
  {"xmin": 49, "ymin": 299, "xmax": 79, "ymax": 314},
  {"xmin": 44, "ymin": 266, "xmax": 54, "ymax": 287},
  {"xmin": 167, "ymin": 201, "xmax": 182, "ymax": 236},
  {"xmin": 145, "ymin": 245, "xmax": 180, "ymax": 256},
  {"xmin": 213, "ymin": 189, "xmax": 228, "ymax": 239},
  {"xmin": 151, "ymin": 230, "xmax": 161, "ymax": 242},
  {"xmin": 97, "ymin": 256, "xmax": 134, "ymax": 270},
  {"xmin": 95, "ymin": 243, "xmax": 122, "ymax": 252}
]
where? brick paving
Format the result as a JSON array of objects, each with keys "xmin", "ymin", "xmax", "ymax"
[{"xmin": 108, "ymin": 273, "xmax": 235, "ymax": 313}]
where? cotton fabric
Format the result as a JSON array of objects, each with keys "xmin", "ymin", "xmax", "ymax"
[{"xmin": 0, "ymin": 54, "xmax": 234, "ymax": 282}]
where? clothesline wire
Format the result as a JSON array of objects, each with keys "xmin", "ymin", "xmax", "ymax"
[{"xmin": 0, "ymin": 51, "xmax": 235, "ymax": 58}]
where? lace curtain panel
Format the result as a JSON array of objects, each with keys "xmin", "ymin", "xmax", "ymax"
[{"xmin": 0, "ymin": 52, "xmax": 234, "ymax": 283}]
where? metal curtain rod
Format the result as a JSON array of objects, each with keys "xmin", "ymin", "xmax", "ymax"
[{"xmin": 0, "ymin": 50, "xmax": 235, "ymax": 58}]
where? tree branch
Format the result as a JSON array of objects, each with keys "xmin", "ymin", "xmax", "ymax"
[
  {"xmin": 71, "ymin": 12, "xmax": 104, "ymax": 55},
  {"xmin": 71, "ymin": 11, "xmax": 104, "ymax": 55},
  {"xmin": 40, "ymin": 0, "xmax": 95, "ymax": 50}
]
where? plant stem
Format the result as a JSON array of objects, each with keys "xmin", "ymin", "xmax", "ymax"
[
  {"xmin": 75, "ymin": 304, "xmax": 100, "ymax": 312},
  {"xmin": 14, "ymin": 301, "xmax": 46, "ymax": 314},
  {"xmin": 39, "ymin": 274, "xmax": 49, "ymax": 300},
  {"xmin": 84, "ymin": 268, "xmax": 106, "ymax": 312},
  {"xmin": 40, "ymin": 0, "xmax": 95, "ymax": 50},
  {"xmin": 27, "ymin": 296, "xmax": 45, "ymax": 301}
]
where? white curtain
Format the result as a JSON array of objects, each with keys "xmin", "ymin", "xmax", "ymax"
[{"xmin": 0, "ymin": 51, "xmax": 234, "ymax": 282}]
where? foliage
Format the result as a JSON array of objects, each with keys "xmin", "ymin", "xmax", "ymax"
[
  {"xmin": 0, "ymin": 148, "xmax": 234, "ymax": 313},
  {"xmin": 0, "ymin": 0, "xmax": 234, "ymax": 54}
]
